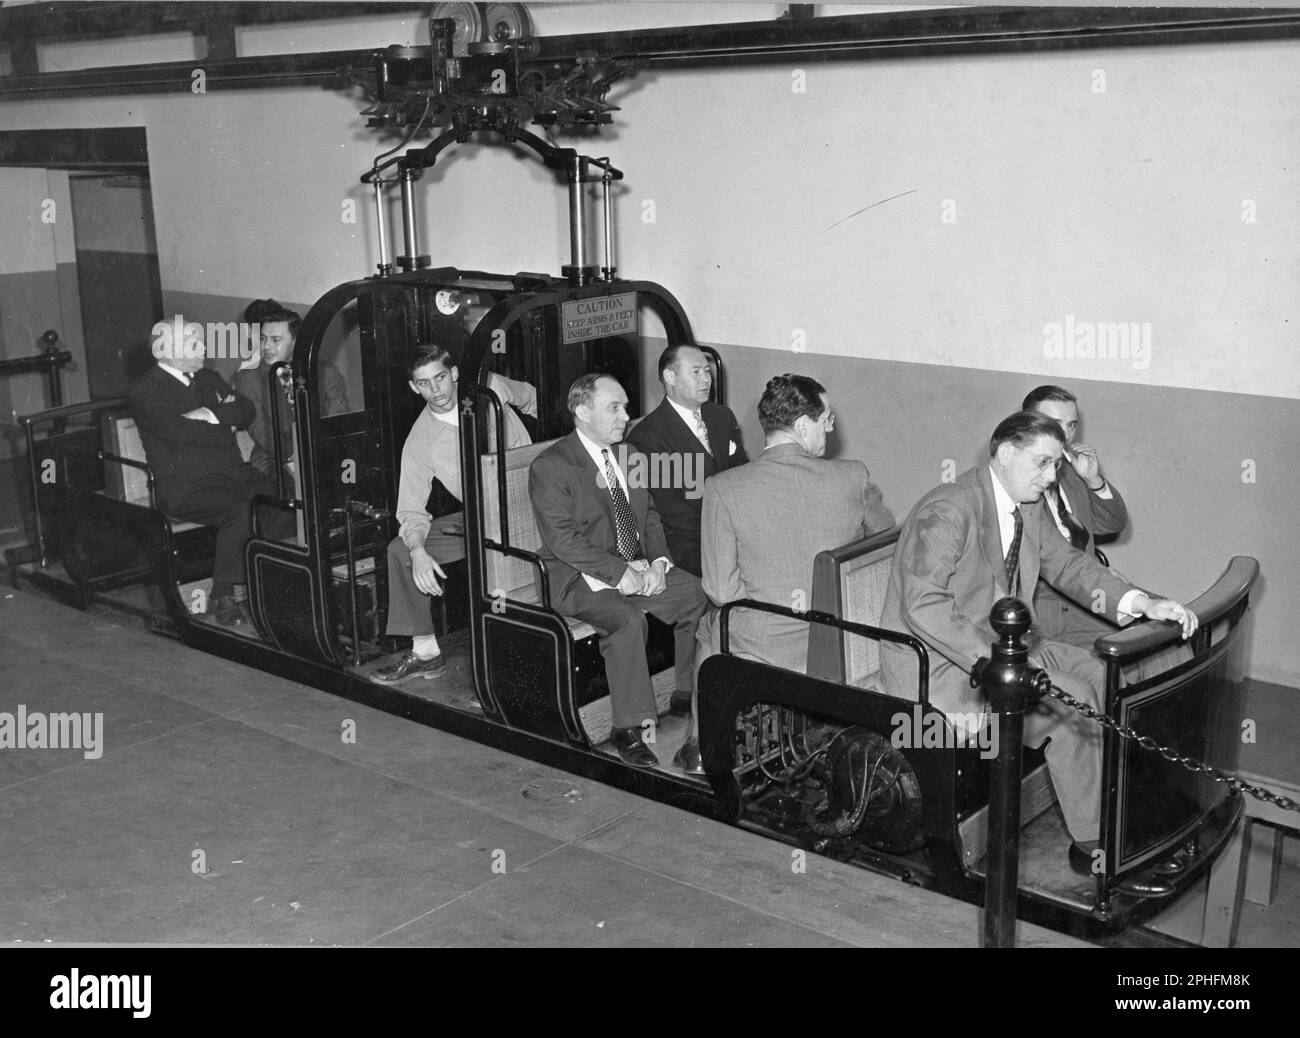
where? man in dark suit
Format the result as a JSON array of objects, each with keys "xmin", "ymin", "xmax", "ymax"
[
  {"xmin": 128, "ymin": 319, "xmax": 294, "ymax": 626},
  {"xmin": 529, "ymin": 373, "xmax": 708, "ymax": 768},
  {"xmin": 1023, "ymin": 385, "xmax": 1129, "ymax": 649},
  {"xmin": 627, "ymin": 343, "xmax": 748, "ymax": 581},
  {"xmin": 879, "ymin": 411, "xmax": 1197, "ymax": 895}
]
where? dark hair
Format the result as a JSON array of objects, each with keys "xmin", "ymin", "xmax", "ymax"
[
  {"xmin": 757, "ymin": 373, "xmax": 826, "ymax": 434},
  {"xmin": 657, "ymin": 342, "xmax": 706, "ymax": 382},
  {"xmin": 408, "ymin": 344, "xmax": 453, "ymax": 380},
  {"xmin": 1021, "ymin": 384, "xmax": 1077, "ymax": 413},
  {"xmin": 243, "ymin": 298, "xmax": 279, "ymax": 324},
  {"xmin": 245, "ymin": 298, "xmax": 301, "ymax": 337},
  {"xmin": 567, "ymin": 372, "xmax": 619, "ymax": 415},
  {"xmin": 989, "ymin": 411, "xmax": 1067, "ymax": 457}
]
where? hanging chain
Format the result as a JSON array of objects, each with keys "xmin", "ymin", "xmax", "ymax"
[{"xmin": 1046, "ymin": 684, "xmax": 1300, "ymax": 815}]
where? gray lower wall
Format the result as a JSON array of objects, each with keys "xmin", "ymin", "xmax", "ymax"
[{"xmin": 694, "ymin": 340, "xmax": 1300, "ymax": 687}]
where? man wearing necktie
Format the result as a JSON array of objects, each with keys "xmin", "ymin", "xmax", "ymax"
[
  {"xmin": 128, "ymin": 319, "xmax": 295, "ymax": 626},
  {"xmin": 627, "ymin": 344, "xmax": 748, "ymax": 574},
  {"xmin": 529, "ymin": 374, "xmax": 708, "ymax": 768},
  {"xmin": 1023, "ymin": 385, "xmax": 1130, "ymax": 649},
  {"xmin": 879, "ymin": 411, "xmax": 1197, "ymax": 895}
]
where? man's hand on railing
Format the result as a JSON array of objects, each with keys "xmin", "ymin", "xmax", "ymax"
[{"xmin": 1136, "ymin": 595, "xmax": 1199, "ymax": 639}]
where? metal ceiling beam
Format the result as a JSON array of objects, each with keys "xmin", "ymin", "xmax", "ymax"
[
  {"xmin": 0, "ymin": 2, "xmax": 425, "ymax": 40},
  {"xmin": 536, "ymin": 5, "xmax": 1300, "ymax": 64},
  {"xmin": 0, "ymin": 6, "xmax": 1297, "ymax": 102}
]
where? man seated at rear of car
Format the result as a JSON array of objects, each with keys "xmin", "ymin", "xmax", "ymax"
[
  {"xmin": 372, "ymin": 344, "xmax": 536, "ymax": 684},
  {"xmin": 128, "ymin": 319, "xmax": 296, "ymax": 627},
  {"xmin": 878, "ymin": 410, "xmax": 1197, "ymax": 899}
]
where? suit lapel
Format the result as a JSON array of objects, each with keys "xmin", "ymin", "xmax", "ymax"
[
  {"xmin": 975, "ymin": 467, "xmax": 1008, "ymax": 591},
  {"xmin": 570, "ymin": 432, "xmax": 617, "ymax": 529},
  {"xmin": 662, "ymin": 399, "xmax": 716, "ymax": 477},
  {"xmin": 1020, "ymin": 501, "xmax": 1042, "ymax": 600},
  {"xmin": 1059, "ymin": 465, "xmax": 1094, "ymax": 549},
  {"xmin": 701, "ymin": 406, "xmax": 728, "ymax": 473}
]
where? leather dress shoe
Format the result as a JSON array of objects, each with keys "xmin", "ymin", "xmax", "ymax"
[
  {"xmin": 372, "ymin": 651, "xmax": 447, "ymax": 684},
  {"xmin": 611, "ymin": 726, "xmax": 658, "ymax": 768},
  {"xmin": 669, "ymin": 690, "xmax": 693, "ymax": 717},
  {"xmin": 211, "ymin": 595, "xmax": 249, "ymax": 626},
  {"xmin": 1068, "ymin": 840, "xmax": 1101, "ymax": 876},
  {"xmin": 1115, "ymin": 873, "xmax": 1176, "ymax": 899},
  {"xmin": 672, "ymin": 737, "xmax": 705, "ymax": 776}
]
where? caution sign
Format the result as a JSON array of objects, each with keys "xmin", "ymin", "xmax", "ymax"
[{"xmin": 560, "ymin": 294, "xmax": 638, "ymax": 344}]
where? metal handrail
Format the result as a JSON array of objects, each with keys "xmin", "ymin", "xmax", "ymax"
[{"xmin": 719, "ymin": 598, "xmax": 931, "ymax": 705}]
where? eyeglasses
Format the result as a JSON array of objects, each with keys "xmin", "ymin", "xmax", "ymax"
[{"xmin": 1014, "ymin": 445, "xmax": 1063, "ymax": 472}]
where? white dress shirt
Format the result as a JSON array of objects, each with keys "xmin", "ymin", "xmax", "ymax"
[
  {"xmin": 574, "ymin": 428, "xmax": 670, "ymax": 592},
  {"xmin": 666, "ymin": 396, "xmax": 710, "ymax": 451},
  {"xmin": 988, "ymin": 466, "xmax": 1141, "ymax": 620}
]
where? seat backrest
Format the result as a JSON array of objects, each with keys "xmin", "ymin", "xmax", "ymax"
[
  {"xmin": 101, "ymin": 412, "xmax": 152, "ymax": 507},
  {"xmin": 481, "ymin": 439, "xmax": 560, "ymax": 607},
  {"xmin": 807, "ymin": 527, "xmax": 900, "ymax": 688}
]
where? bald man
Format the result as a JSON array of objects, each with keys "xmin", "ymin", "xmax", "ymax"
[{"xmin": 128, "ymin": 319, "xmax": 294, "ymax": 626}]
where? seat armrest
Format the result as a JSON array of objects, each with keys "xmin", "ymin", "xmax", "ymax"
[
  {"xmin": 483, "ymin": 539, "xmax": 552, "ymax": 609},
  {"xmin": 76, "ymin": 449, "xmax": 157, "ymax": 508}
]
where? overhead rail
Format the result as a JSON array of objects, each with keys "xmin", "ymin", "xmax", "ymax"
[{"xmin": 1, "ymin": 6, "xmax": 1298, "ymax": 101}]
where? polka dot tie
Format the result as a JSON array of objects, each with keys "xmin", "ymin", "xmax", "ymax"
[{"xmin": 603, "ymin": 448, "xmax": 643, "ymax": 562}]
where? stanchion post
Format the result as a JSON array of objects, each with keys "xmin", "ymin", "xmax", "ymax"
[{"xmin": 974, "ymin": 596, "xmax": 1049, "ymax": 948}]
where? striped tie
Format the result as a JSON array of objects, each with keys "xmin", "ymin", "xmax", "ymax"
[{"xmin": 1005, "ymin": 506, "xmax": 1023, "ymax": 596}]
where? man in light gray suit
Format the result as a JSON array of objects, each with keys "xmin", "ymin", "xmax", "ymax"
[
  {"xmin": 699, "ymin": 373, "xmax": 894, "ymax": 673},
  {"xmin": 681, "ymin": 373, "xmax": 893, "ymax": 773},
  {"xmin": 879, "ymin": 411, "xmax": 1197, "ymax": 893}
]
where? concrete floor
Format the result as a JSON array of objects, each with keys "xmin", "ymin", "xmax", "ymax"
[{"xmin": 0, "ymin": 587, "xmax": 1092, "ymax": 948}]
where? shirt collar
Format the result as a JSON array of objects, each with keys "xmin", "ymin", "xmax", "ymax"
[
  {"xmin": 430, "ymin": 404, "xmax": 459, "ymax": 428},
  {"xmin": 988, "ymin": 464, "xmax": 1019, "ymax": 518},
  {"xmin": 574, "ymin": 427, "xmax": 624, "ymax": 477},
  {"xmin": 158, "ymin": 361, "xmax": 193, "ymax": 385},
  {"xmin": 665, "ymin": 395, "xmax": 699, "ymax": 427}
]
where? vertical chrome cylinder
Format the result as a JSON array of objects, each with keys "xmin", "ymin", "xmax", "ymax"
[
  {"xmin": 601, "ymin": 173, "xmax": 615, "ymax": 281},
  {"xmin": 568, "ymin": 155, "xmax": 586, "ymax": 273},
  {"xmin": 372, "ymin": 178, "xmax": 392, "ymax": 276},
  {"xmin": 400, "ymin": 169, "xmax": 418, "ymax": 264}
]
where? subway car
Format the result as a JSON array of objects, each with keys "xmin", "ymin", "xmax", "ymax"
[
  {"xmin": 1, "ymin": 10, "xmax": 1270, "ymax": 941},
  {"xmin": 7, "ymin": 266, "xmax": 1257, "ymax": 941}
]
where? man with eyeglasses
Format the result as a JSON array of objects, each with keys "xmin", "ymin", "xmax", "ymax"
[
  {"xmin": 374, "ymin": 344, "xmax": 536, "ymax": 683},
  {"xmin": 1022, "ymin": 385, "xmax": 1129, "ymax": 649},
  {"xmin": 879, "ymin": 410, "xmax": 1197, "ymax": 896},
  {"xmin": 690, "ymin": 373, "xmax": 893, "ymax": 769}
]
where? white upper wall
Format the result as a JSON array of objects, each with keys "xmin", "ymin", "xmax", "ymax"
[
  {"xmin": 0, "ymin": 167, "xmax": 58, "ymax": 275},
  {"xmin": 0, "ymin": 3, "xmax": 1295, "ymax": 397}
]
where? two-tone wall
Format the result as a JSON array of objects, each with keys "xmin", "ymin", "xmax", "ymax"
[
  {"xmin": 0, "ymin": 167, "xmax": 87, "ymax": 434},
  {"xmin": 0, "ymin": 3, "xmax": 1295, "ymax": 681}
]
